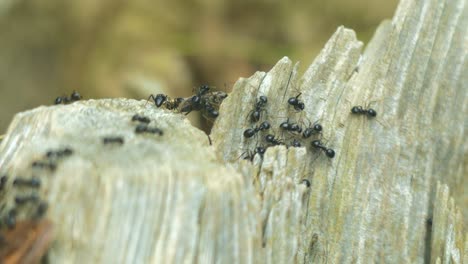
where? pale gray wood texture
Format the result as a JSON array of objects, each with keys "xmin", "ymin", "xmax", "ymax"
[{"xmin": 0, "ymin": 0, "xmax": 466, "ymax": 263}]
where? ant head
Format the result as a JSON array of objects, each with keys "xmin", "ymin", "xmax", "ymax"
[
  {"xmin": 199, "ymin": 84, "xmax": 210, "ymax": 92},
  {"xmin": 70, "ymin": 91, "xmax": 81, "ymax": 101},
  {"xmin": 256, "ymin": 146, "xmax": 266, "ymax": 155},
  {"xmin": 313, "ymin": 124, "xmax": 322, "ymax": 132},
  {"xmin": 311, "ymin": 140, "xmax": 321, "ymax": 148},
  {"xmin": 135, "ymin": 124, "xmax": 148, "ymax": 133},
  {"xmin": 325, "ymin": 149, "xmax": 335, "ymax": 158},
  {"xmin": 351, "ymin": 106, "xmax": 363, "ymax": 114},
  {"xmin": 191, "ymin": 95, "xmax": 201, "ymax": 104},
  {"xmin": 204, "ymin": 103, "xmax": 215, "ymax": 111},
  {"xmin": 291, "ymin": 139, "xmax": 302, "ymax": 147},
  {"xmin": 287, "ymin": 97, "xmax": 298, "ymax": 105},
  {"xmin": 54, "ymin": 97, "xmax": 63, "ymax": 104},
  {"xmin": 367, "ymin": 108, "xmax": 377, "ymax": 117},
  {"xmin": 291, "ymin": 123, "xmax": 301, "ymax": 131},
  {"xmin": 296, "ymin": 102, "xmax": 305, "ymax": 111},
  {"xmin": 280, "ymin": 120, "xmax": 290, "ymax": 130},
  {"xmin": 302, "ymin": 128, "xmax": 313, "ymax": 138},
  {"xmin": 258, "ymin": 95, "xmax": 268, "ymax": 104},
  {"xmin": 61, "ymin": 148, "xmax": 73, "ymax": 156},
  {"xmin": 265, "ymin": 134, "xmax": 274, "ymax": 142},
  {"xmin": 208, "ymin": 110, "xmax": 219, "ymax": 118},
  {"xmin": 155, "ymin": 94, "xmax": 167, "ymax": 107}
]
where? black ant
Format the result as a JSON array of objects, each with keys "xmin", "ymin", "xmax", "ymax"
[
  {"xmin": 45, "ymin": 148, "xmax": 73, "ymax": 159},
  {"xmin": 248, "ymin": 96, "xmax": 268, "ymax": 122},
  {"xmin": 15, "ymin": 194, "xmax": 40, "ymax": 205},
  {"xmin": 180, "ymin": 85, "xmax": 212, "ymax": 115},
  {"xmin": 135, "ymin": 124, "xmax": 163, "ymax": 136},
  {"xmin": 243, "ymin": 121, "xmax": 270, "ymax": 138},
  {"xmin": 131, "ymin": 114, "xmax": 150, "ymax": 124},
  {"xmin": 54, "ymin": 96, "xmax": 70, "ymax": 104},
  {"xmin": 201, "ymin": 90, "xmax": 228, "ymax": 119},
  {"xmin": 103, "ymin": 136, "xmax": 125, "ymax": 145},
  {"xmin": 265, "ymin": 134, "xmax": 283, "ymax": 146},
  {"xmin": 311, "ymin": 140, "xmax": 335, "ymax": 158},
  {"xmin": 148, "ymin": 94, "xmax": 168, "ymax": 108},
  {"xmin": 54, "ymin": 90, "xmax": 82, "ymax": 105},
  {"xmin": 279, "ymin": 118, "xmax": 302, "ymax": 134},
  {"xmin": 70, "ymin": 90, "xmax": 82, "ymax": 101},
  {"xmin": 302, "ymin": 120, "xmax": 323, "ymax": 139},
  {"xmin": 31, "ymin": 160, "xmax": 57, "ymax": 171},
  {"xmin": 241, "ymin": 146, "xmax": 266, "ymax": 161},
  {"xmin": 288, "ymin": 93, "xmax": 305, "ymax": 111},
  {"xmin": 351, "ymin": 105, "xmax": 377, "ymax": 118},
  {"xmin": 289, "ymin": 139, "xmax": 302, "ymax": 148},
  {"xmin": 202, "ymin": 101, "xmax": 219, "ymax": 118},
  {"xmin": 206, "ymin": 91, "xmax": 228, "ymax": 105},
  {"xmin": 147, "ymin": 94, "xmax": 184, "ymax": 110},
  {"xmin": 0, "ymin": 175, "xmax": 7, "ymax": 190},
  {"xmin": 12, "ymin": 177, "xmax": 41, "ymax": 188}
]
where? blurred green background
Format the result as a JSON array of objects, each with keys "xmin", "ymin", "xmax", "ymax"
[{"xmin": 0, "ymin": 0, "xmax": 398, "ymax": 133}]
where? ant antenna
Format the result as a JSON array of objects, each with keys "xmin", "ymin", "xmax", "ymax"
[{"xmin": 282, "ymin": 69, "xmax": 295, "ymax": 100}]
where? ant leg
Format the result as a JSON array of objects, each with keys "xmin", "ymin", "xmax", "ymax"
[
  {"xmin": 282, "ymin": 69, "xmax": 295, "ymax": 100},
  {"xmin": 145, "ymin": 95, "xmax": 155, "ymax": 107}
]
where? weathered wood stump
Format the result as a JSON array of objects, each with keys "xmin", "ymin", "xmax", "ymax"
[{"xmin": 0, "ymin": 0, "xmax": 466, "ymax": 263}]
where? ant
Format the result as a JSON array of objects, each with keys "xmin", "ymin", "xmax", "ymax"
[
  {"xmin": 15, "ymin": 194, "xmax": 40, "ymax": 205},
  {"xmin": 243, "ymin": 121, "xmax": 270, "ymax": 138},
  {"xmin": 279, "ymin": 118, "xmax": 302, "ymax": 134},
  {"xmin": 147, "ymin": 94, "xmax": 184, "ymax": 110},
  {"xmin": 45, "ymin": 148, "xmax": 73, "ymax": 159},
  {"xmin": 148, "ymin": 94, "xmax": 168, "ymax": 108},
  {"xmin": 54, "ymin": 96, "xmax": 70, "ymax": 104},
  {"xmin": 302, "ymin": 120, "xmax": 323, "ymax": 139},
  {"xmin": 241, "ymin": 146, "xmax": 267, "ymax": 161},
  {"xmin": 265, "ymin": 134, "xmax": 283, "ymax": 146},
  {"xmin": 103, "ymin": 136, "xmax": 124, "ymax": 145},
  {"xmin": 180, "ymin": 85, "xmax": 212, "ymax": 115},
  {"xmin": 311, "ymin": 140, "xmax": 335, "ymax": 158},
  {"xmin": 135, "ymin": 124, "xmax": 163, "ymax": 136},
  {"xmin": 54, "ymin": 90, "xmax": 82, "ymax": 105},
  {"xmin": 12, "ymin": 177, "xmax": 41, "ymax": 188},
  {"xmin": 351, "ymin": 105, "xmax": 377, "ymax": 118},
  {"xmin": 206, "ymin": 91, "xmax": 228, "ymax": 105},
  {"xmin": 202, "ymin": 101, "xmax": 219, "ymax": 119},
  {"xmin": 131, "ymin": 114, "xmax": 150, "ymax": 124},
  {"xmin": 70, "ymin": 91, "xmax": 82, "ymax": 101},
  {"xmin": 288, "ymin": 93, "xmax": 305, "ymax": 111},
  {"xmin": 248, "ymin": 96, "xmax": 268, "ymax": 123},
  {"xmin": 31, "ymin": 160, "xmax": 57, "ymax": 171},
  {"xmin": 289, "ymin": 139, "xmax": 302, "ymax": 148}
]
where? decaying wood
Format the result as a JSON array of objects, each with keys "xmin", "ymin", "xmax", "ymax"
[{"xmin": 0, "ymin": 0, "xmax": 466, "ymax": 263}]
